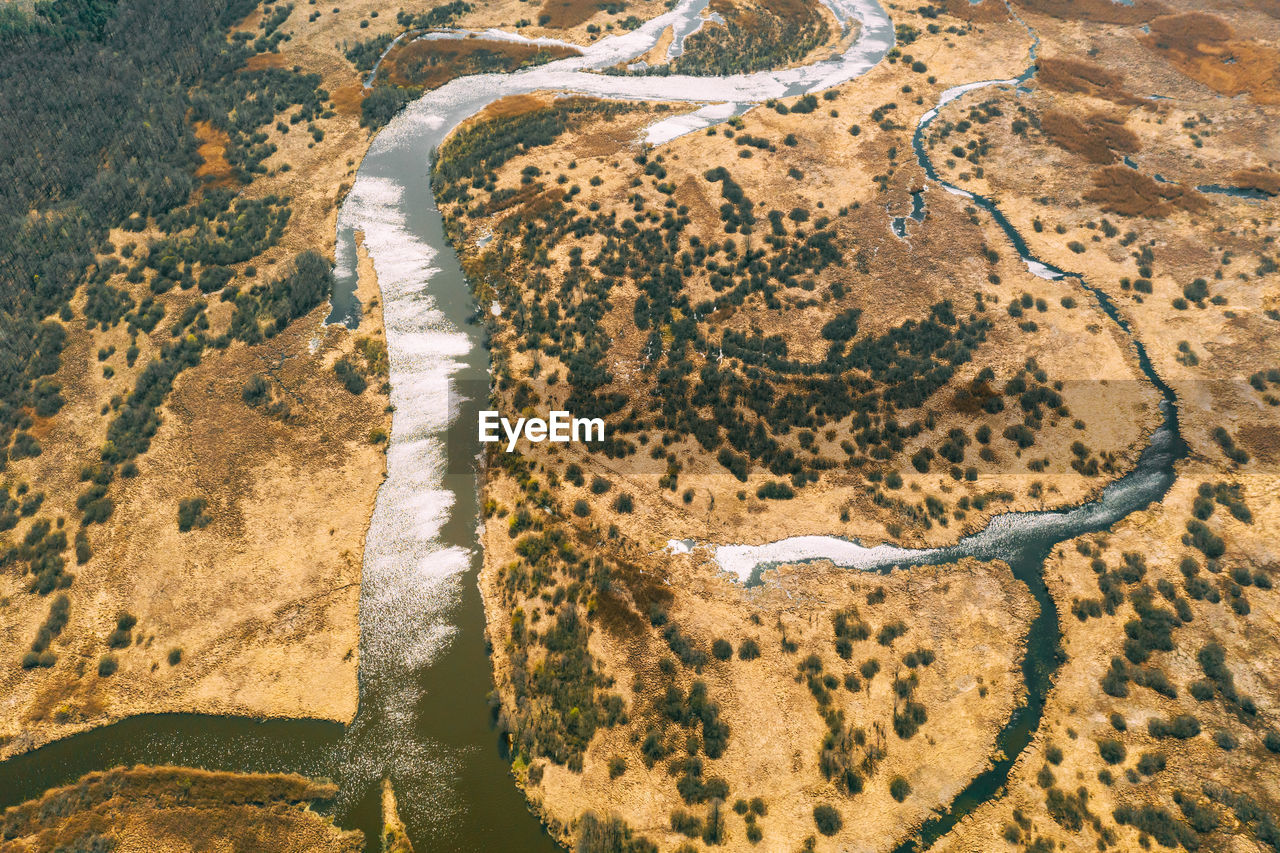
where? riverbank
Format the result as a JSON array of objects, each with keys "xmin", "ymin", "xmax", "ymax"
[
  {"xmin": 0, "ymin": 766, "xmax": 361, "ymax": 852},
  {"xmin": 436, "ymin": 4, "xmax": 1173, "ymax": 848},
  {"xmin": 0, "ymin": 1, "xmax": 393, "ymax": 762}
]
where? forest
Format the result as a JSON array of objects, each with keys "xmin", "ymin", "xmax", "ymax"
[
  {"xmin": 0, "ymin": 0, "xmax": 325, "ymax": 464},
  {"xmin": 1, "ymin": 0, "xmax": 334, "ymax": 664}
]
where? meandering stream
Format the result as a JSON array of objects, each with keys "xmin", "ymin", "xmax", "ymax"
[{"xmin": 0, "ymin": 3, "xmax": 1188, "ymax": 851}]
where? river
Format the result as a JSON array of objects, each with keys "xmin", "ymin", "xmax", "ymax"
[{"xmin": 0, "ymin": 2, "xmax": 1187, "ymax": 852}]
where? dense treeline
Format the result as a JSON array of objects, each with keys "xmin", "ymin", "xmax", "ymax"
[
  {"xmin": 2, "ymin": 0, "xmax": 337, "ymax": 665},
  {"xmin": 0, "ymin": 0, "xmax": 324, "ymax": 472}
]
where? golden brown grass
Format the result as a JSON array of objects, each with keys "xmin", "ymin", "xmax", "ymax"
[
  {"xmin": 330, "ymin": 81, "xmax": 367, "ymax": 117},
  {"xmin": 243, "ymin": 51, "xmax": 289, "ymax": 70}
]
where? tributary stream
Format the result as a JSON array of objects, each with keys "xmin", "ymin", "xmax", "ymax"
[{"xmin": 0, "ymin": 3, "xmax": 1188, "ymax": 851}]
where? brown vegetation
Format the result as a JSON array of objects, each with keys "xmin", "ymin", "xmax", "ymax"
[
  {"xmin": 243, "ymin": 51, "xmax": 289, "ymax": 70},
  {"xmin": 475, "ymin": 93, "xmax": 558, "ymax": 123},
  {"xmin": 927, "ymin": 12, "xmax": 1280, "ymax": 844},
  {"xmin": 381, "ymin": 778, "xmax": 415, "ymax": 853},
  {"xmin": 1, "ymin": 766, "xmax": 362, "ymax": 853},
  {"xmin": 1230, "ymin": 167, "xmax": 1280, "ymax": 196},
  {"xmin": 1084, "ymin": 165, "xmax": 1210, "ymax": 218},
  {"xmin": 330, "ymin": 82, "xmax": 367, "ymax": 117},
  {"xmin": 192, "ymin": 121, "xmax": 233, "ymax": 187},
  {"xmin": 943, "ymin": 0, "xmax": 1010, "ymax": 23},
  {"xmin": 1012, "ymin": 0, "xmax": 1168, "ymax": 25},
  {"xmin": 442, "ymin": 18, "xmax": 1165, "ymax": 848},
  {"xmin": 538, "ymin": 0, "xmax": 606, "ymax": 29},
  {"xmin": 1140, "ymin": 12, "xmax": 1280, "ymax": 104},
  {"xmin": 2, "ymin": 1, "xmax": 393, "ymax": 758},
  {"xmin": 1040, "ymin": 110, "xmax": 1139, "ymax": 164},
  {"xmin": 1036, "ymin": 56, "xmax": 1145, "ymax": 106},
  {"xmin": 379, "ymin": 37, "xmax": 580, "ymax": 90}
]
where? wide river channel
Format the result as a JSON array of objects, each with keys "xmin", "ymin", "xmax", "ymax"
[{"xmin": 0, "ymin": 2, "xmax": 1188, "ymax": 851}]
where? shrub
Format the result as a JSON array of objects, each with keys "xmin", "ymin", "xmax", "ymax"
[
  {"xmin": 1113, "ymin": 803, "xmax": 1198, "ymax": 850},
  {"xmin": 613, "ymin": 493, "xmax": 634, "ymax": 513},
  {"xmin": 573, "ymin": 499, "xmax": 589, "ymax": 517},
  {"xmin": 1036, "ymin": 765, "xmax": 1055, "ymax": 788},
  {"xmin": 756, "ymin": 481, "xmax": 794, "ymax": 500},
  {"xmin": 876, "ymin": 620, "xmax": 906, "ymax": 646},
  {"xmin": 590, "ymin": 476, "xmax": 612, "ymax": 494},
  {"xmin": 1189, "ymin": 679, "xmax": 1215, "ymax": 701},
  {"xmin": 1148, "ymin": 714, "xmax": 1200, "ymax": 739},
  {"xmin": 177, "ymin": 498, "xmax": 211, "ymax": 532},
  {"xmin": 1131, "ymin": 753, "xmax": 1166, "ymax": 780},
  {"xmin": 893, "ymin": 700, "xmax": 927, "ymax": 738},
  {"xmin": 813, "ymin": 804, "xmax": 842, "ymax": 836},
  {"xmin": 889, "ymin": 776, "xmax": 911, "ymax": 802},
  {"xmin": 701, "ymin": 799, "xmax": 725, "ymax": 845},
  {"xmin": 1097, "ymin": 738, "xmax": 1126, "ymax": 765},
  {"xmin": 242, "ymin": 373, "xmax": 270, "ymax": 406},
  {"xmin": 168, "ymin": 647, "xmax": 183, "ymax": 666},
  {"xmin": 74, "ymin": 529, "xmax": 92, "ymax": 564},
  {"xmin": 712, "ymin": 639, "xmax": 733, "ymax": 661},
  {"xmin": 98, "ymin": 654, "xmax": 118, "ymax": 677},
  {"xmin": 670, "ymin": 809, "xmax": 701, "ymax": 837},
  {"xmin": 334, "ymin": 357, "xmax": 367, "ymax": 394},
  {"xmin": 738, "ymin": 639, "xmax": 760, "ymax": 660}
]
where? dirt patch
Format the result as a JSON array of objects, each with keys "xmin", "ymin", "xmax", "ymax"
[
  {"xmin": 1140, "ymin": 12, "xmax": 1280, "ymax": 104},
  {"xmin": 1040, "ymin": 109, "xmax": 1139, "ymax": 164},
  {"xmin": 1084, "ymin": 165, "xmax": 1210, "ymax": 217}
]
